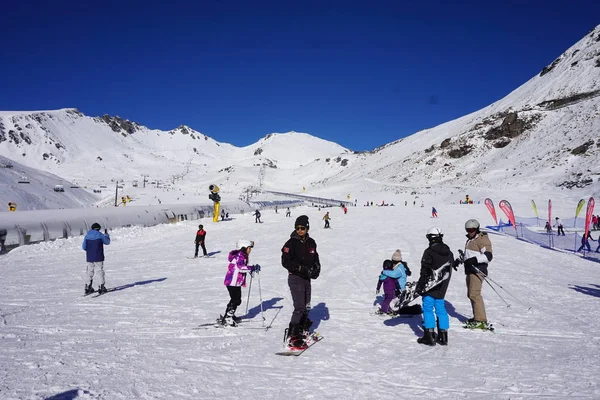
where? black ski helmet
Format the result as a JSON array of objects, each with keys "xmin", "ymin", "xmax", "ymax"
[{"xmin": 91, "ymin": 222, "xmax": 101, "ymax": 231}]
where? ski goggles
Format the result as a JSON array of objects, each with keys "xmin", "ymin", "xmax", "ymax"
[{"xmin": 295, "ymin": 226, "xmax": 307, "ymax": 231}]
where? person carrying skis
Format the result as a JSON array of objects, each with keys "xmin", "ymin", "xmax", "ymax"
[
  {"xmin": 254, "ymin": 209, "xmax": 262, "ymax": 223},
  {"xmin": 194, "ymin": 224, "xmax": 208, "ymax": 258},
  {"xmin": 415, "ymin": 227, "xmax": 454, "ymax": 346},
  {"xmin": 431, "ymin": 207, "xmax": 438, "ymax": 218},
  {"xmin": 461, "ymin": 219, "xmax": 493, "ymax": 330},
  {"xmin": 323, "ymin": 212, "xmax": 331, "ymax": 228},
  {"xmin": 553, "ymin": 217, "xmax": 565, "ymax": 236},
  {"xmin": 220, "ymin": 240, "xmax": 260, "ymax": 326},
  {"xmin": 82, "ymin": 223, "xmax": 111, "ymax": 295},
  {"xmin": 281, "ymin": 215, "xmax": 321, "ymax": 350}
]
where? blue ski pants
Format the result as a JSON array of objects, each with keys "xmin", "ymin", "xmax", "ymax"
[{"xmin": 422, "ymin": 295, "xmax": 449, "ymax": 330}]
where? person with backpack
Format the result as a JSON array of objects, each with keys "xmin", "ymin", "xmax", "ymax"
[
  {"xmin": 82, "ymin": 223, "xmax": 111, "ymax": 295},
  {"xmin": 220, "ymin": 240, "xmax": 260, "ymax": 326},
  {"xmin": 194, "ymin": 225, "xmax": 208, "ymax": 258},
  {"xmin": 281, "ymin": 215, "xmax": 321, "ymax": 351},
  {"xmin": 415, "ymin": 227, "xmax": 454, "ymax": 346}
]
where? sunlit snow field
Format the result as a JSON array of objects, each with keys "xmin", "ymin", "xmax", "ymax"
[{"xmin": 1, "ymin": 200, "xmax": 599, "ymax": 399}]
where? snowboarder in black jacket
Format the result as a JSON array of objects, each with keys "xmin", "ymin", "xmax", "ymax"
[
  {"xmin": 281, "ymin": 215, "xmax": 321, "ymax": 350},
  {"xmin": 415, "ymin": 227, "xmax": 454, "ymax": 346}
]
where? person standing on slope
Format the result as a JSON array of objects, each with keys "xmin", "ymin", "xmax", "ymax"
[
  {"xmin": 194, "ymin": 225, "xmax": 208, "ymax": 258},
  {"xmin": 82, "ymin": 223, "xmax": 111, "ymax": 295},
  {"xmin": 554, "ymin": 217, "xmax": 566, "ymax": 236},
  {"xmin": 414, "ymin": 228, "xmax": 454, "ymax": 346},
  {"xmin": 281, "ymin": 215, "xmax": 321, "ymax": 350},
  {"xmin": 461, "ymin": 219, "xmax": 493, "ymax": 330},
  {"xmin": 220, "ymin": 240, "xmax": 260, "ymax": 326},
  {"xmin": 431, "ymin": 207, "xmax": 438, "ymax": 218},
  {"xmin": 323, "ymin": 212, "xmax": 331, "ymax": 229},
  {"xmin": 254, "ymin": 209, "xmax": 262, "ymax": 223},
  {"xmin": 577, "ymin": 231, "xmax": 595, "ymax": 253},
  {"xmin": 285, "ymin": 207, "xmax": 291, "ymax": 217}
]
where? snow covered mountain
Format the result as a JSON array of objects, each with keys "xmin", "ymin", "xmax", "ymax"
[{"xmin": 1, "ymin": 25, "xmax": 599, "ymax": 211}]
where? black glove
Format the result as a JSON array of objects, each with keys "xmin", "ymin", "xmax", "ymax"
[
  {"xmin": 464, "ymin": 257, "xmax": 478, "ymax": 273},
  {"xmin": 457, "ymin": 249, "xmax": 465, "ymax": 262},
  {"xmin": 452, "ymin": 258, "xmax": 461, "ymax": 271},
  {"xmin": 308, "ymin": 262, "xmax": 321, "ymax": 279},
  {"xmin": 402, "ymin": 261, "xmax": 411, "ymax": 276}
]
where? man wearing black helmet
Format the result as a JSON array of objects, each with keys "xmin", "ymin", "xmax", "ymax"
[
  {"xmin": 82, "ymin": 222, "xmax": 111, "ymax": 295},
  {"xmin": 281, "ymin": 215, "xmax": 321, "ymax": 351},
  {"xmin": 461, "ymin": 219, "xmax": 493, "ymax": 329}
]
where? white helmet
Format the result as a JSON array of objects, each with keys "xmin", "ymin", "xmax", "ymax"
[
  {"xmin": 465, "ymin": 219, "xmax": 480, "ymax": 230},
  {"xmin": 236, "ymin": 239, "xmax": 254, "ymax": 249},
  {"xmin": 426, "ymin": 227, "xmax": 443, "ymax": 242},
  {"xmin": 427, "ymin": 227, "xmax": 443, "ymax": 236}
]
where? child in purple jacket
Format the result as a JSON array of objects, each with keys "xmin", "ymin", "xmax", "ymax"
[
  {"xmin": 220, "ymin": 239, "xmax": 260, "ymax": 326},
  {"xmin": 376, "ymin": 259, "xmax": 397, "ymax": 314}
]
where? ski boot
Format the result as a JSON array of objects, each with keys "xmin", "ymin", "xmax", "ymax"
[
  {"xmin": 98, "ymin": 284, "xmax": 108, "ymax": 295},
  {"xmin": 436, "ymin": 329, "xmax": 448, "ymax": 346},
  {"xmin": 84, "ymin": 284, "xmax": 95, "ymax": 295},
  {"xmin": 417, "ymin": 328, "xmax": 437, "ymax": 346},
  {"xmin": 232, "ymin": 314, "xmax": 242, "ymax": 324},
  {"xmin": 464, "ymin": 319, "xmax": 489, "ymax": 330}
]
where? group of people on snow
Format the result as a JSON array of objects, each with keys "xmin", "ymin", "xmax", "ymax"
[
  {"xmin": 374, "ymin": 218, "xmax": 493, "ymax": 346},
  {"xmin": 80, "ymin": 205, "xmax": 493, "ymax": 351}
]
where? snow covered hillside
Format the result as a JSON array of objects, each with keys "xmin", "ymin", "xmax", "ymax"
[
  {"xmin": 1, "ymin": 202, "xmax": 599, "ymax": 399},
  {"xmin": 1, "ymin": 25, "xmax": 599, "ymax": 212}
]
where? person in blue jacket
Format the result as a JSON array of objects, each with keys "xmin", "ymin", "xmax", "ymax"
[
  {"xmin": 82, "ymin": 222, "xmax": 111, "ymax": 294},
  {"xmin": 380, "ymin": 249, "xmax": 409, "ymax": 299}
]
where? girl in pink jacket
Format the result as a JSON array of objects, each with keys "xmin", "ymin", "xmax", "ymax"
[{"xmin": 220, "ymin": 240, "xmax": 260, "ymax": 326}]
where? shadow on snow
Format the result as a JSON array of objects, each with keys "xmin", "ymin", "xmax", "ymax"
[
  {"xmin": 112, "ymin": 277, "xmax": 167, "ymax": 292},
  {"xmin": 570, "ymin": 283, "xmax": 600, "ymax": 298}
]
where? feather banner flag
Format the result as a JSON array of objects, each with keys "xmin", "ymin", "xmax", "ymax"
[
  {"xmin": 574, "ymin": 198, "xmax": 585, "ymax": 227},
  {"xmin": 548, "ymin": 199, "xmax": 552, "ymax": 231},
  {"xmin": 531, "ymin": 200, "xmax": 539, "ymax": 218},
  {"xmin": 584, "ymin": 197, "xmax": 595, "ymax": 235},
  {"xmin": 575, "ymin": 199, "xmax": 585, "ymax": 218},
  {"xmin": 484, "ymin": 198, "xmax": 498, "ymax": 225},
  {"xmin": 499, "ymin": 200, "xmax": 517, "ymax": 231}
]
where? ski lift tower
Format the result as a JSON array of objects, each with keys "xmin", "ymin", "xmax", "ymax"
[{"xmin": 258, "ymin": 159, "xmax": 266, "ymax": 190}]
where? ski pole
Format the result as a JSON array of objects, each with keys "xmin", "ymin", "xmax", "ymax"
[
  {"xmin": 257, "ymin": 270, "xmax": 265, "ymax": 327},
  {"xmin": 481, "ymin": 275, "xmax": 511, "ymax": 308},
  {"xmin": 245, "ymin": 272, "xmax": 253, "ymax": 314},
  {"xmin": 472, "ymin": 266, "xmax": 532, "ymax": 310}
]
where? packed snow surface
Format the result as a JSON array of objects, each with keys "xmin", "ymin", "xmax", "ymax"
[{"xmin": 1, "ymin": 200, "xmax": 599, "ymax": 399}]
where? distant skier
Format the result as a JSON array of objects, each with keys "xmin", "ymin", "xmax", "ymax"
[
  {"xmin": 281, "ymin": 215, "xmax": 321, "ymax": 351},
  {"xmin": 577, "ymin": 231, "xmax": 595, "ymax": 252},
  {"xmin": 285, "ymin": 207, "xmax": 291, "ymax": 217},
  {"xmin": 431, "ymin": 207, "xmax": 438, "ymax": 218},
  {"xmin": 544, "ymin": 221, "xmax": 552, "ymax": 233},
  {"xmin": 323, "ymin": 212, "xmax": 331, "ymax": 229},
  {"xmin": 0, "ymin": 228, "xmax": 7, "ymax": 255},
  {"xmin": 343, "ymin": 206, "xmax": 348, "ymax": 214},
  {"xmin": 275, "ymin": 205, "xmax": 278, "ymax": 214},
  {"xmin": 254, "ymin": 210, "xmax": 262, "ymax": 223},
  {"xmin": 415, "ymin": 227, "xmax": 454, "ymax": 346},
  {"xmin": 554, "ymin": 217, "xmax": 565, "ymax": 236},
  {"xmin": 220, "ymin": 240, "xmax": 260, "ymax": 326},
  {"xmin": 194, "ymin": 225, "xmax": 208, "ymax": 258},
  {"xmin": 82, "ymin": 223, "xmax": 111, "ymax": 295},
  {"xmin": 221, "ymin": 210, "xmax": 225, "ymax": 221},
  {"xmin": 8, "ymin": 202, "xmax": 17, "ymax": 211}
]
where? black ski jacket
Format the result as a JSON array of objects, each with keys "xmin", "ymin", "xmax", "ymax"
[
  {"xmin": 416, "ymin": 241, "xmax": 454, "ymax": 299},
  {"xmin": 281, "ymin": 231, "xmax": 320, "ymax": 280}
]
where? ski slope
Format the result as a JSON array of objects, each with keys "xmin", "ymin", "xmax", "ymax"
[{"xmin": 1, "ymin": 202, "xmax": 599, "ymax": 399}]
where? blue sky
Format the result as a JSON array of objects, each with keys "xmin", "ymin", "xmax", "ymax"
[{"xmin": 1, "ymin": 1, "xmax": 598, "ymax": 151}]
